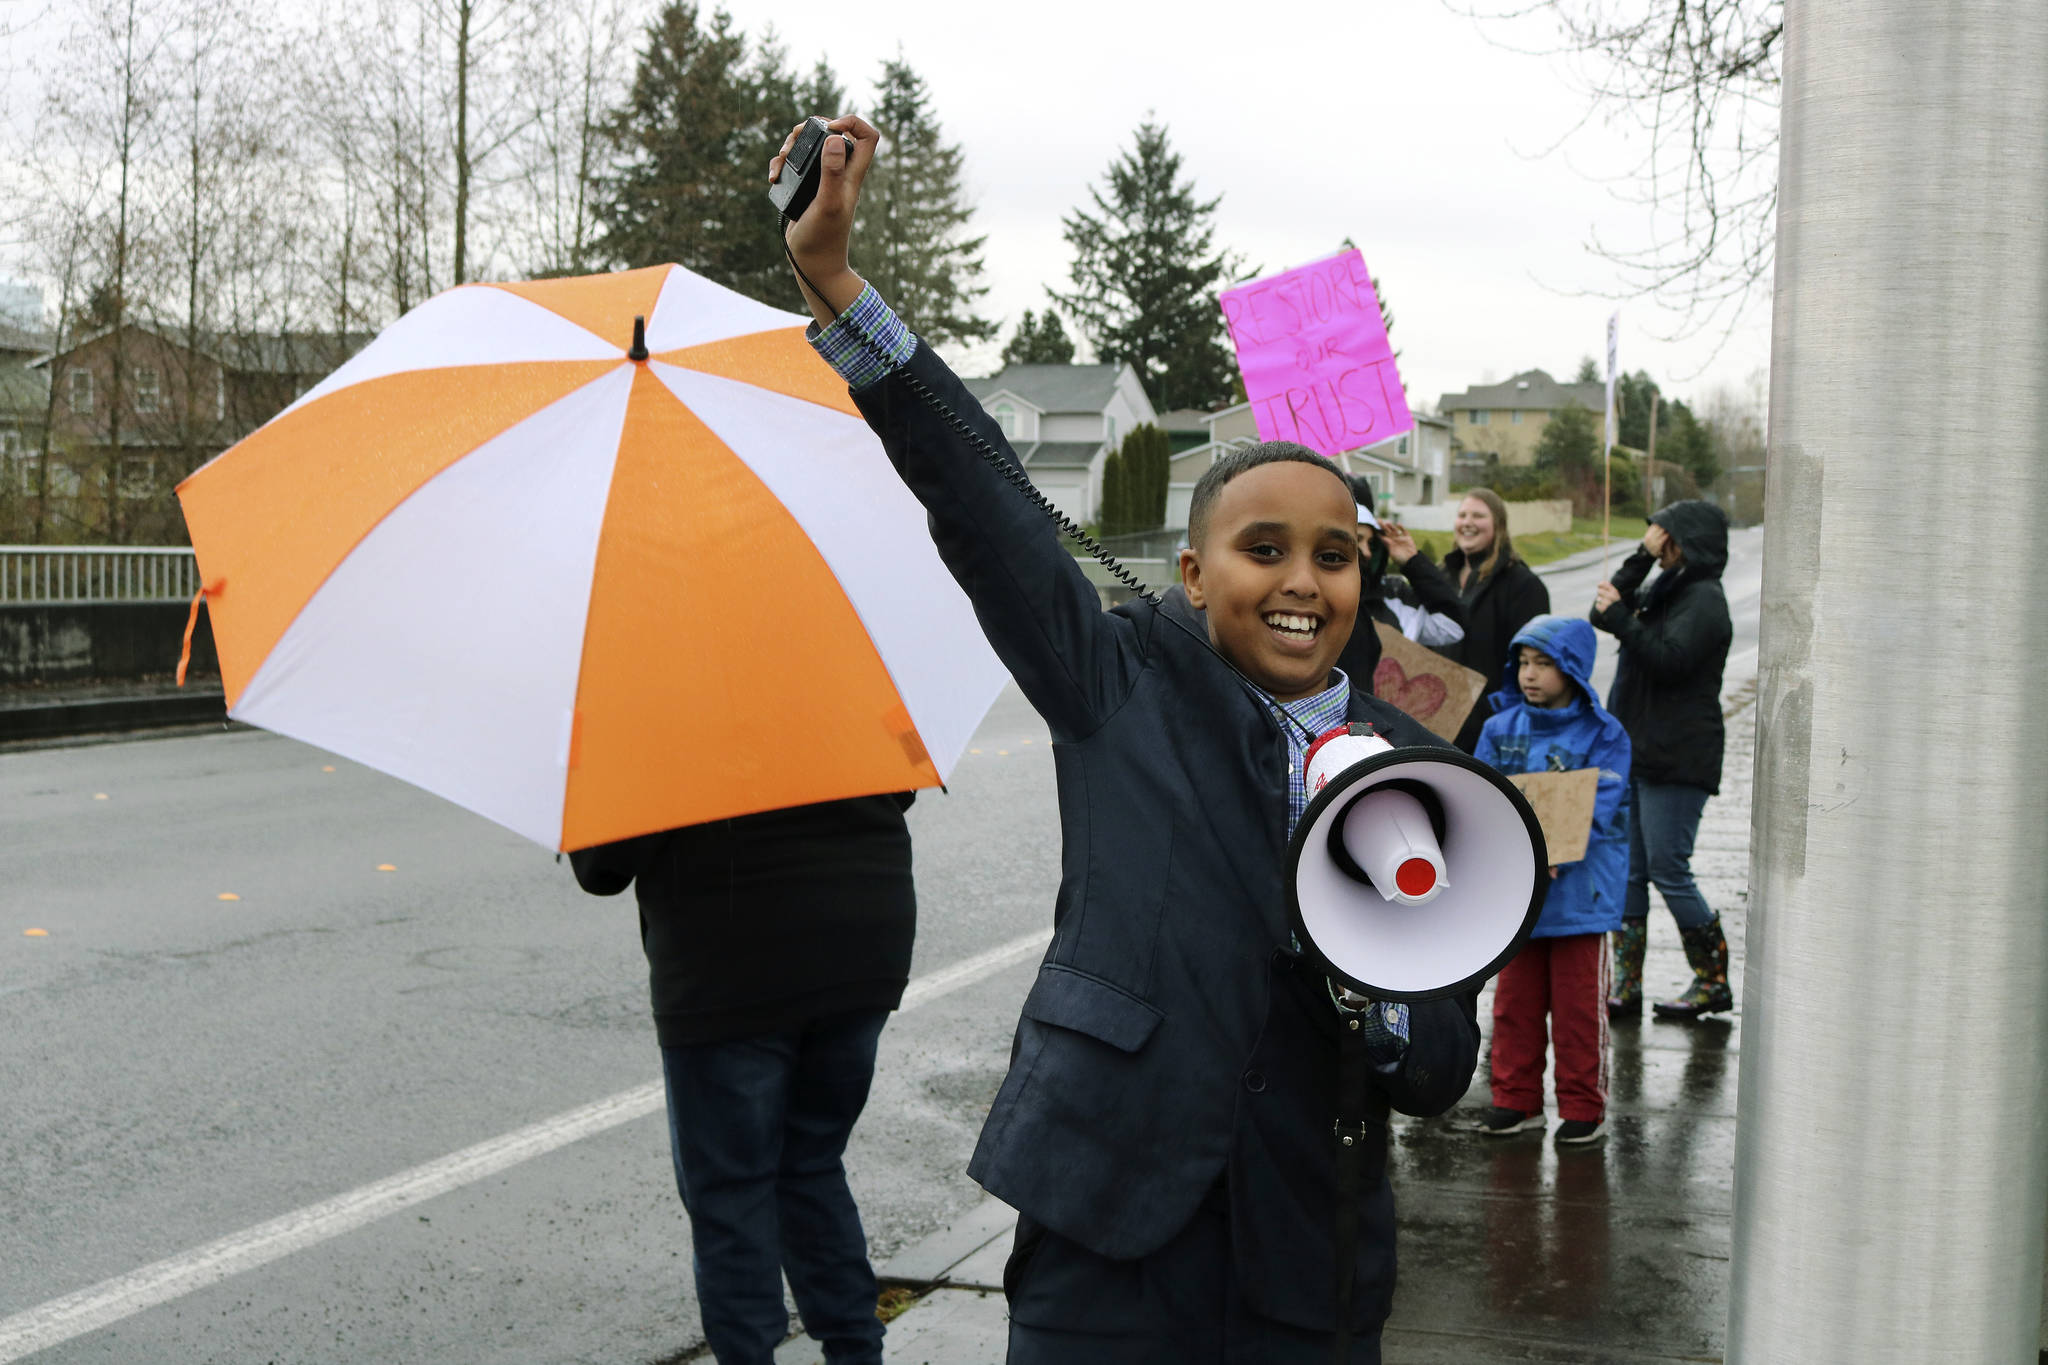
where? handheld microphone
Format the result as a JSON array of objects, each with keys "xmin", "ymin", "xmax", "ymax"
[{"xmin": 771, "ymin": 116, "xmax": 853, "ymax": 223}]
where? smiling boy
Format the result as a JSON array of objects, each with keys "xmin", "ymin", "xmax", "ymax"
[
  {"xmin": 1180, "ymin": 453, "xmax": 1363, "ymax": 698},
  {"xmin": 777, "ymin": 115, "xmax": 1480, "ymax": 1363}
]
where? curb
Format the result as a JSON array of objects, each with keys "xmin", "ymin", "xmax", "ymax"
[
  {"xmin": 766, "ymin": 1198, "xmax": 1018, "ymax": 1365},
  {"xmin": 0, "ymin": 690, "xmax": 229, "ymax": 745},
  {"xmin": 876, "ymin": 1195, "xmax": 1014, "ymax": 1292}
]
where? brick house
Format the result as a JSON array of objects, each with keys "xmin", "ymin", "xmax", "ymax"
[{"xmin": 23, "ymin": 324, "xmax": 370, "ymax": 541}]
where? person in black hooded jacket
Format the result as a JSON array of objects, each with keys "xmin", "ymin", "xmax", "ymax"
[
  {"xmin": 568, "ymin": 795, "xmax": 915, "ymax": 1365},
  {"xmin": 1590, "ymin": 499, "xmax": 1734, "ymax": 1020}
]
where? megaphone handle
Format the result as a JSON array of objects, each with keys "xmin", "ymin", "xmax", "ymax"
[{"xmin": 1330, "ymin": 1021, "xmax": 1373, "ymax": 1365}]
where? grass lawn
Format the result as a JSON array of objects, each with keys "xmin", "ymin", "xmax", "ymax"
[{"xmin": 1405, "ymin": 515, "xmax": 1647, "ymax": 569}]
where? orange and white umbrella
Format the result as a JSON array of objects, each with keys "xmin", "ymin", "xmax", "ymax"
[{"xmin": 177, "ymin": 264, "xmax": 1007, "ymax": 851}]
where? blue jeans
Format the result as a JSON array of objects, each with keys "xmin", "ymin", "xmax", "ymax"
[
  {"xmin": 1624, "ymin": 779, "xmax": 1715, "ymax": 930},
  {"xmin": 660, "ymin": 1009, "xmax": 890, "ymax": 1365}
]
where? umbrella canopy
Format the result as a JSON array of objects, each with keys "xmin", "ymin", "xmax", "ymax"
[{"xmin": 177, "ymin": 264, "xmax": 1008, "ymax": 851}]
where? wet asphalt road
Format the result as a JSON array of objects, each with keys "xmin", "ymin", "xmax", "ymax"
[
  {"xmin": 2, "ymin": 685, "xmax": 1058, "ymax": 1363},
  {"xmin": 1, "ymin": 529, "xmax": 1766, "ymax": 1363}
]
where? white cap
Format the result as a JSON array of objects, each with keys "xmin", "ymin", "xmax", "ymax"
[{"xmin": 1355, "ymin": 502, "xmax": 1382, "ymax": 530}]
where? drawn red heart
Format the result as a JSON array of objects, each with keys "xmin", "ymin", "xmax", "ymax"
[{"xmin": 1374, "ymin": 657, "xmax": 1448, "ymax": 720}]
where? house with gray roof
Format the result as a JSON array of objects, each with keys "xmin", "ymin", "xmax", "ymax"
[
  {"xmin": 1438, "ymin": 368, "xmax": 1606, "ymax": 466},
  {"xmin": 963, "ymin": 362, "xmax": 1157, "ymax": 525}
]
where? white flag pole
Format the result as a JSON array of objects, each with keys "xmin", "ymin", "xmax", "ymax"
[{"xmin": 1602, "ymin": 311, "xmax": 1619, "ymax": 577}]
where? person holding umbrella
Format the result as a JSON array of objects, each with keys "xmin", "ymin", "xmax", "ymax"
[
  {"xmin": 569, "ymin": 796, "xmax": 916, "ymax": 1365},
  {"xmin": 1592, "ymin": 501, "xmax": 1735, "ymax": 1019}
]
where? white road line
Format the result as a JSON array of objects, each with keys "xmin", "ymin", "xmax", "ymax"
[
  {"xmin": 899, "ymin": 928, "xmax": 1049, "ymax": 1011},
  {"xmin": 0, "ymin": 927, "xmax": 1052, "ymax": 1362}
]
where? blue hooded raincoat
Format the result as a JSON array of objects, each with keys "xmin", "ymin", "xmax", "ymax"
[{"xmin": 1475, "ymin": 615, "xmax": 1631, "ymax": 938}]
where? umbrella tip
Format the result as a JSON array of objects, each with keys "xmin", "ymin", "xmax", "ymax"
[{"xmin": 628, "ymin": 315, "xmax": 649, "ymax": 362}]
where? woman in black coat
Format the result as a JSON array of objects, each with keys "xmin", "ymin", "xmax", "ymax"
[
  {"xmin": 1425, "ymin": 488, "xmax": 1550, "ymax": 751},
  {"xmin": 1591, "ymin": 499, "xmax": 1734, "ymax": 1021}
]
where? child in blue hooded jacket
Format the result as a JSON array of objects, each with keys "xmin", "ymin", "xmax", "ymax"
[{"xmin": 1472, "ymin": 615, "xmax": 1631, "ymax": 1145}]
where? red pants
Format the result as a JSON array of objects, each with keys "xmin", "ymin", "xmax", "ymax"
[{"xmin": 1490, "ymin": 932, "xmax": 1609, "ymax": 1123}]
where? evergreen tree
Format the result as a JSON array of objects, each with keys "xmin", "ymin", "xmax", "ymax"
[
  {"xmin": 1117, "ymin": 422, "xmax": 1170, "ymax": 531},
  {"xmin": 1662, "ymin": 399, "xmax": 1720, "ymax": 486},
  {"xmin": 1001, "ymin": 308, "xmax": 1075, "ymax": 366},
  {"xmin": 1616, "ymin": 370, "xmax": 1663, "ymax": 449},
  {"xmin": 593, "ymin": 4, "xmax": 819, "ymax": 305},
  {"xmin": 1534, "ymin": 401, "xmax": 1600, "ymax": 473},
  {"xmin": 1053, "ymin": 120, "xmax": 1244, "ymax": 412},
  {"xmin": 1575, "ymin": 355, "xmax": 1601, "ymax": 383},
  {"xmin": 1099, "ymin": 448, "xmax": 1128, "ymax": 534},
  {"xmin": 796, "ymin": 55, "xmax": 843, "ymax": 117},
  {"xmin": 1373, "ymin": 276, "xmax": 1398, "ymax": 361},
  {"xmin": 852, "ymin": 56, "xmax": 992, "ymax": 346},
  {"xmin": 1338, "ymin": 238, "xmax": 1399, "ymax": 360}
]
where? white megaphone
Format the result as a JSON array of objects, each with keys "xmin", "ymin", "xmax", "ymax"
[{"xmin": 1288, "ymin": 723, "xmax": 1549, "ymax": 1001}]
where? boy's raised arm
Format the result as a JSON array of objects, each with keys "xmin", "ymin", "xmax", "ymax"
[{"xmin": 774, "ymin": 116, "xmax": 1148, "ymax": 739}]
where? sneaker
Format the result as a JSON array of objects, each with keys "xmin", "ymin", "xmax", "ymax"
[
  {"xmin": 1472, "ymin": 1106, "xmax": 1545, "ymax": 1136},
  {"xmin": 1554, "ymin": 1118, "xmax": 1608, "ymax": 1146}
]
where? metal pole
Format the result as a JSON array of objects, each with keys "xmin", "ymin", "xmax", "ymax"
[{"xmin": 1731, "ymin": 1, "xmax": 2048, "ymax": 1359}]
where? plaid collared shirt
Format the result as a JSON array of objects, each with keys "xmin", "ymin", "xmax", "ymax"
[
  {"xmin": 1276, "ymin": 672, "xmax": 1354, "ymax": 839},
  {"xmin": 809, "ymin": 284, "xmax": 916, "ymax": 389},
  {"xmin": 808, "ymin": 285, "xmax": 1408, "ymax": 1050}
]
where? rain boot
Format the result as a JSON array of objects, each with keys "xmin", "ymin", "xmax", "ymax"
[
  {"xmin": 1606, "ymin": 919, "xmax": 1647, "ymax": 1018},
  {"xmin": 1654, "ymin": 917, "xmax": 1734, "ymax": 1018}
]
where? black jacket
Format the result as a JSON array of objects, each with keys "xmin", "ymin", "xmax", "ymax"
[
  {"xmin": 850, "ymin": 342, "xmax": 1479, "ymax": 1335},
  {"xmin": 1334, "ymin": 549, "xmax": 1468, "ymax": 685},
  {"xmin": 1591, "ymin": 500, "xmax": 1733, "ymax": 792},
  {"xmin": 1435, "ymin": 549, "xmax": 1551, "ymax": 751},
  {"xmin": 568, "ymin": 795, "xmax": 916, "ymax": 1045}
]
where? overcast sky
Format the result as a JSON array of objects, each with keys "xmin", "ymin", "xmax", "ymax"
[
  {"xmin": 740, "ymin": 0, "xmax": 1775, "ymax": 414},
  {"xmin": 2, "ymin": 0, "xmax": 1776, "ymax": 415}
]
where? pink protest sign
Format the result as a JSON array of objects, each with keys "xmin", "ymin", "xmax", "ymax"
[{"xmin": 1218, "ymin": 249, "xmax": 1413, "ymax": 459}]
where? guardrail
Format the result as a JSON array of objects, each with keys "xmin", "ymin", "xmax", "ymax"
[{"xmin": 0, "ymin": 546, "xmax": 200, "ymax": 604}]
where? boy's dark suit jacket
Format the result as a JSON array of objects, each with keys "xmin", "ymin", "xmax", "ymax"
[{"xmin": 850, "ymin": 343, "xmax": 1481, "ymax": 1334}]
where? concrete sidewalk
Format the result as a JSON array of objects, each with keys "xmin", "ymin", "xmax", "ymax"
[{"xmin": 775, "ymin": 684, "xmax": 1758, "ymax": 1365}]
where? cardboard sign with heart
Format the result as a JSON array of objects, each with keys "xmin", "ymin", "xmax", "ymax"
[{"xmin": 1370, "ymin": 622, "xmax": 1488, "ymax": 742}]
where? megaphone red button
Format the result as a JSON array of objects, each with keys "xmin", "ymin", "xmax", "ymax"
[{"xmin": 1396, "ymin": 858, "xmax": 1439, "ymax": 898}]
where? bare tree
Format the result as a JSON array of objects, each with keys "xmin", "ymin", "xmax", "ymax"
[
  {"xmin": 25, "ymin": 0, "xmax": 173, "ymax": 543},
  {"xmin": 153, "ymin": 0, "xmax": 280, "ymax": 478},
  {"xmin": 1455, "ymin": 0, "xmax": 1782, "ymax": 341},
  {"xmin": 509, "ymin": 0, "xmax": 636, "ymax": 277},
  {"xmin": 23, "ymin": 206, "xmax": 96, "ymax": 543},
  {"xmin": 436, "ymin": 0, "xmax": 534, "ymax": 283}
]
